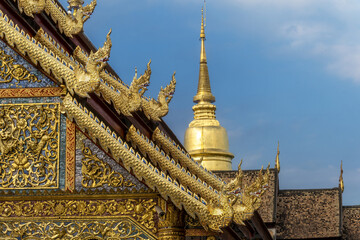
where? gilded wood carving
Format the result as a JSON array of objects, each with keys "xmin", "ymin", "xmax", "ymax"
[
  {"xmin": 65, "ymin": 118, "xmax": 76, "ymax": 192},
  {"xmin": 0, "ymin": 198, "xmax": 157, "ymax": 234},
  {"xmin": 0, "ymin": 50, "xmax": 41, "ymax": 87},
  {"xmin": 0, "ymin": 219, "xmax": 156, "ymax": 239},
  {"xmin": 14, "ymin": 0, "xmax": 97, "ymax": 37},
  {"xmin": 141, "ymin": 72, "xmax": 176, "ymax": 121},
  {"xmin": 81, "ymin": 144, "xmax": 135, "ymax": 188},
  {"xmin": 0, "ymin": 103, "xmax": 60, "ymax": 189},
  {"xmin": 0, "ymin": 87, "xmax": 62, "ymax": 98}
]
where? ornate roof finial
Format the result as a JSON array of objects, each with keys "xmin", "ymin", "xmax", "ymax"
[
  {"xmin": 193, "ymin": 1, "xmax": 215, "ymax": 103},
  {"xmin": 339, "ymin": 160, "xmax": 344, "ymax": 193},
  {"xmin": 275, "ymin": 141, "xmax": 280, "ymax": 173},
  {"xmin": 133, "ymin": 67, "xmax": 138, "ymax": 80},
  {"xmin": 200, "ymin": 3, "xmax": 206, "ymax": 39}
]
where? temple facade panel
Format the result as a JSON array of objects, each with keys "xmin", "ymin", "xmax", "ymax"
[
  {"xmin": 0, "ymin": 219, "xmax": 157, "ymax": 240},
  {"xmin": 0, "ymin": 195, "xmax": 158, "ymax": 239},
  {"xmin": 0, "ymin": 39, "xmax": 57, "ymax": 89},
  {"xmin": 75, "ymin": 129, "xmax": 149, "ymax": 192},
  {"xmin": 0, "ymin": 97, "xmax": 66, "ymax": 191}
]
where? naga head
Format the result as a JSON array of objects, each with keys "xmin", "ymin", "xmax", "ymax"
[
  {"xmin": 223, "ymin": 159, "xmax": 243, "ymax": 194},
  {"xmin": 130, "ymin": 60, "xmax": 151, "ymax": 96},
  {"xmin": 231, "ymin": 163, "xmax": 270, "ymax": 226},
  {"xmin": 207, "ymin": 197, "xmax": 234, "ymax": 233},
  {"xmin": 73, "ymin": 29, "xmax": 111, "ymax": 97},
  {"xmin": 88, "ymin": 29, "xmax": 112, "ymax": 70},
  {"xmin": 67, "ymin": 0, "xmax": 97, "ymax": 20},
  {"xmin": 158, "ymin": 72, "xmax": 176, "ymax": 103},
  {"xmin": 247, "ymin": 163, "xmax": 270, "ymax": 198}
]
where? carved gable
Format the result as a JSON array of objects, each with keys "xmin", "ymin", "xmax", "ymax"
[
  {"xmin": 75, "ymin": 130, "xmax": 149, "ymax": 192},
  {"xmin": 0, "ymin": 39, "xmax": 57, "ymax": 89}
]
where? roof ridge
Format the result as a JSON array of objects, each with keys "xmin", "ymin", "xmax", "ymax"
[
  {"xmin": 153, "ymin": 127, "xmax": 224, "ymax": 190},
  {"xmin": 63, "ymin": 94, "xmax": 213, "ymax": 223},
  {"xmin": 279, "ymin": 187, "xmax": 340, "ymax": 193},
  {"xmin": 126, "ymin": 125, "xmax": 221, "ymax": 201}
]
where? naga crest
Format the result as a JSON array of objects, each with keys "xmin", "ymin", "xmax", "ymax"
[
  {"xmin": 88, "ymin": 28, "xmax": 112, "ymax": 64},
  {"xmin": 141, "ymin": 72, "xmax": 176, "ymax": 121},
  {"xmin": 64, "ymin": 0, "xmax": 97, "ymax": 37},
  {"xmin": 124, "ymin": 60, "xmax": 151, "ymax": 114},
  {"xmin": 232, "ymin": 164, "xmax": 270, "ymax": 225},
  {"xmin": 72, "ymin": 29, "xmax": 112, "ymax": 98},
  {"xmin": 158, "ymin": 72, "xmax": 176, "ymax": 104},
  {"xmin": 207, "ymin": 160, "xmax": 270, "ymax": 231},
  {"xmin": 129, "ymin": 60, "xmax": 151, "ymax": 96}
]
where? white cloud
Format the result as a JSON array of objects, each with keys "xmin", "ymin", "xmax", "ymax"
[
  {"xmin": 280, "ymin": 22, "xmax": 333, "ymax": 48},
  {"xmin": 325, "ymin": 45, "xmax": 360, "ymax": 82},
  {"xmin": 215, "ymin": 0, "xmax": 360, "ymax": 83}
]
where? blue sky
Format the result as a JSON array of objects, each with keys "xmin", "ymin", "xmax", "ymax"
[{"xmin": 59, "ymin": 0, "xmax": 360, "ymax": 205}]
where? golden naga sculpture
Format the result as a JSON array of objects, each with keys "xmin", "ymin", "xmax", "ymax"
[
  {"xmin": 152, "ymin": 127, "xmax": 224, "ymax": 191},
  {"xmin": 1, "ymin": 15, "xmax": 151, "ymax": 116},
  {"xmin": 126, "ymin": 125, "xmax": 219, "ymax": 203},
  {"xmin": 14, "ymin": 0, "xmax": 97, "ymax": 37},
  {"xmin": 231, "ymin": 163, "xmax": 270, "ymax": 225},
  {"xmin": 142, "ymin": 72, "xmax": 176, "ymax": 121},
  {"xmin": 74, "ymin": 44, "xmax": 174, "ymax": 119},
  {"xmin": 74, "ymin": 41, "xmax": 151, "ymax": 115},
  {"xmin": 62, "ymin": 0, "xmax": 97, "ymax": 37},
  {"xmin": 73, "ymin": 29, "xmax": 112, "ymax": 97},
  {"xmin": 63, "ymin": 94, "xmax": 270, "ymax": 232},
  {"xmin": 73, "ymin": 45, "xmax": 129, "ymax": 93},
  {"xmin": 0, "ymin": 12, "xmax": 113, "ymax": 98},
  {"xmin": 94, "ymin": 61, "xmax": 151, "ymax": 116},
  {"xmin": 206, "ymin": 161, "xmax": 270, "ymax": 231},
  {"xmin": 16, "ymin": 0, "xmax": 46, "ymax": 17}
]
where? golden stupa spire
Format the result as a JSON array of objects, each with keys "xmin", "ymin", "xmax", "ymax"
[
  {"xmin": 339, "ymin": 160, "xmax": 344, "ymax": 193},
  {"xmin": 275, "ymin": 141, "xmax": 280, "ymax": 173},
  {"xmin": 184, "ymin": 4, "xmax": 234, "ymax": 171},
  {"xmin": 193, "ymin": 4, "xmax": 215, "ymax": 103}
]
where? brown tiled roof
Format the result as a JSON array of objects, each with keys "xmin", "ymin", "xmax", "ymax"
[
  {"xmin": 215, "ymin": 168, "xmax": 278, "ymax": 223},
  {"xmin": 343, "ymin": 206, "xmax": 360, "ymax": 240},
  {"xmin": 276, "ymin": 188, "xmax": 341, "ymax": 239}
]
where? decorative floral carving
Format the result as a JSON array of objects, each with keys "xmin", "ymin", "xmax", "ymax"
[
  {"xmin": 0, "ymin": 50, "xmax": 41, "ymax": 87},
  {"xmin": 0, "ymin": 103, "xmax": 60, "ymax": 189},
  {"xmin": 0, "ymin": 219, "xmax": 155, "ymax": 240},
  {"xmin": 81, "ymin": 144, "xmax": 135, "ymax": 188},
  {"xmin": 0, "ymin": 198, "xmax": 157, "ymax": 233}
]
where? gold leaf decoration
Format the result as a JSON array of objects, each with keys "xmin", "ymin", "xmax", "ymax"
[
  {"xmin": 0, "ymin": 50, "xmax": 41, "ymax": 87},
  {"xmin": 81, "ymin": 145, "xmax": 135, "ymax": 188},
  {"xmin": 0, "ymin": 103, "xmax": 60, "ymax": 189},
  {"xmin": 0, "ymin": 219, "xmax": 156, "ymax": 240},
  {"xmin": 0, "ymin": 198, "xmax": 157, "ymax": 233}
]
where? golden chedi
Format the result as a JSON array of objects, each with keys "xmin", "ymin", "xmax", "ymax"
[{"xmin": 184, "ymin": 9, "xmax": 234, "ymax": 171}]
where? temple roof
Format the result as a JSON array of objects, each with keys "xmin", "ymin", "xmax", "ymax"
[
  {"xmin": 276, "ymin": 188, "xmax": 341, "ymax": 239},
  {"xmin": 343, "ymin": 205, "xmax": 360, "ymax": 239},
  {"xmin": 0, "ymin": 0, "xmax": 270, "ymax": 235}
]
